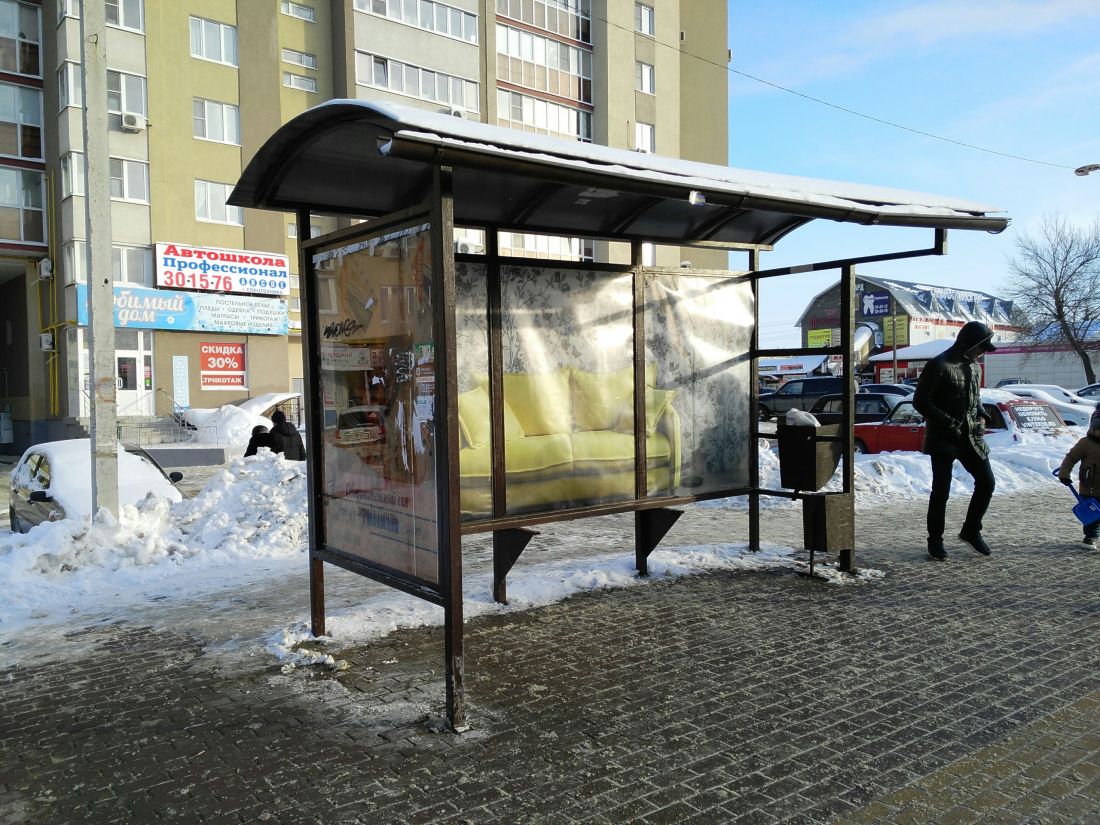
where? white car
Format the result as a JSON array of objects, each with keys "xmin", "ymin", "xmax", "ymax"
[
  {"xmin": 8, "ymin": 439, "xmax": 183, "ymax": 533},
  {"xmin": 1002, "ymin": 387, "xmax": 1091, "ymax": 427},
  {"xmin": 1008, "ymin": 384, "xmax": 1095, "ymax": 407}
]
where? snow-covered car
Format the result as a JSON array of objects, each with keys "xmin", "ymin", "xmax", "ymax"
[
  {"xmin": 1001, "ymin": 387, "xmax": 1091, "ymax": 426},
  {"xmin": 1076, "ymin": 383, "xmax": 1100, "ymax": 399},
  {"xmin": 852, "ymin": 392, "xmax": 1066, "ymax": 454},
  {"xmin": 859, "ymin": 383, "xmax": 914, "ymax": 396},
  {"xmin": 1007, "ymin": 384, "xmax": 1094, "ymax": 406},
  {"xmin": 9, "ymin": 440, "xmax": 183, "ymax": 533}
]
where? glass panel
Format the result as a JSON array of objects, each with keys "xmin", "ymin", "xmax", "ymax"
[
  {"xmin": 0, "ymin": 121, "xmax": 16, "ymax": 155},
  {"xmin": 644, "ymin": 274, "xmax": 753, "ymax": 498},
  {"xmin": 500, "ymin": 266, "xmax": 635, "ymax": 515},
  {"xmin": 21, "ymin": 207, "xmax": 41, "ymax": 242},
  {"xmin": 454, "ymin": 262, "xmax": 489, "ymax": 520},
  {"xmin": 0, "ymin": 205, "xmax": 18, "ymax": 239},
  {"xmin": 203, "ymin": 20, "xmax": 221, "ymax": 61},
  {"xmin": 117, "ymin": 356, "xmax": 137, "ymax": 390},
  {"xmin": 315, "ymin": 222, "xmax": 441, "ymax": 587},
  {"xmin": 207, "ymin": 102, "xmax": 223, "ymax": 140}
]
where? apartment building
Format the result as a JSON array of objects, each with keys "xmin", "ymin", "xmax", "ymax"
[{"xmin": 0, "ymin": 0, "xmax": 727, "ymax": 450}]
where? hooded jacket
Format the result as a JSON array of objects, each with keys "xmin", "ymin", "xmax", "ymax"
[
  {"xmin": 912, "ymin": 321, "xmax": 996, "ymax": 458},
  {"xmin": 270, "ymin": 410, "xmax": 306, "ymax": 461},
  {"xmin": 1058, "ymin": 414, "xmax": 1100, "ymax": 497}
]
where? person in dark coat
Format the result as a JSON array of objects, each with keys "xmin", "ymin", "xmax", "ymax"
[
  {"xmin": 1057, "ymin": 405, "xmax": 1100, "ymax": 547},
  {"xmin": 912, "ymin": 321, "xmax": 998, "ymax": 561},
  {"xmin": 244, "ymin": 425, "xmax": 277, "ymax": 457},
  {"xmin": 270, "ymin": 409, "xmax": 306, "ymax": 461}
]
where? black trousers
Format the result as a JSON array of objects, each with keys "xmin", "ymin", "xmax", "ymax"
[{"xmin": 927, "ymin": 448, "xmax": 996, "ymax": 540}]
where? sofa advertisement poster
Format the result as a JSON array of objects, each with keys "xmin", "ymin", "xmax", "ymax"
[{"xmin": 76, "ymin": 285, "xmax": 289, "ymax": 335}]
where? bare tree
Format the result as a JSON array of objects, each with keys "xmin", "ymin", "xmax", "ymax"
[{"xmin": 1006, "ymin": 214, "xmax": 1100, "ymax": 384}]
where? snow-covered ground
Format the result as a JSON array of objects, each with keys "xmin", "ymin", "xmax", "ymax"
[{"xmin": 0, "ymin": 430, "xmax": 1081, "ymax": 667}]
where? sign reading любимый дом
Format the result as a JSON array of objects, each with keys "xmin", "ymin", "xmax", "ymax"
[
  {"xmin": 154, "ymin": 242, "xmax": 290, "ymax": 296},
  {"xmin": 76, "ymin": 285, "xmax": 289, "ymax": 335}
]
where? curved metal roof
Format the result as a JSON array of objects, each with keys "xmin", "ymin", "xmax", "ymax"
[{"xmin": 230, "ymin": 100, "xmax": 1009, "ymax": 247}]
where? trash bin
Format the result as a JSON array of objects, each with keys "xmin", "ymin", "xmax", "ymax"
[{"xmin": 777, "ymin": 422, "xmax": 843, "ymax": 491}]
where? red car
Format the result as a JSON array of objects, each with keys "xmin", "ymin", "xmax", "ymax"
[{"xmin": 852, "ymin": 393, "xmax": 1067, "ymax": 454}]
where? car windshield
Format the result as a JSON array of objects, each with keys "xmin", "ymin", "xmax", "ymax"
[
  {"xmin": 1007, "ymin": 403, "xmax": 1063, "ymax": 430},
  {"xmin": 122, "ymin": 442, "xmax": 172, "ymax": 481},
  {"xmin": 339, "ymin": 411, "xmax": 378, "ymax": 428},
  {"xmin": 889, "ymin": 402, "xmax": 924, "ymax": 425}
]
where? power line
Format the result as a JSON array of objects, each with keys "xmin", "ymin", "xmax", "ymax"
[{"xmin": 579, "ymin": 7, "xmax": 1077, "ymax": 172}]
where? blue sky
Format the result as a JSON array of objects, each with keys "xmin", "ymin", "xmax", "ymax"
[{"xmin": 725, "ymin": 0, "xmax": 1100, "ymax": 346}]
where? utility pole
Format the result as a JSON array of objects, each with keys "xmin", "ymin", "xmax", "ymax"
[
  {"xmin": 80, "ymin": 0, "xmax": 118, "ymax": 515},
  {"xmin": 891, "ymin": 294, "xmax": 899, "ymax": 381}
]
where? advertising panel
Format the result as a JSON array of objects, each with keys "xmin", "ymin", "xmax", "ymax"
[
  {"xmin": 807, "ymin": 328, "xmax": 833, "ymax": 348},
  {"xmin": 77, "ymin": 284, "xmax": 289, "ymax": 335},
  {"xmin": 883, "ymin": 315, "xmax": 909, "ymax": 347},
  {"xmin": 200, "ymin": 342, "xmax": 246, "ymax": 390},
  {"xmin": 860, "ymin": 290, "xmax": 891, "ymax": 317},
  {"xmin": 314, "ymin": 223, "xmax": 441, "ymax": 589},
  {"xmin": 155, "ymin": 242, "xmax": 290, "ymax": 296}
]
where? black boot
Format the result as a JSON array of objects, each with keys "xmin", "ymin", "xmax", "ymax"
[
  {"xmin": 958, "ymin": 528, "xmax": 992, "ymax": 556},
  {"xmin": 927, "ymin": 537, "xmax": 947, "ymax": 561}
]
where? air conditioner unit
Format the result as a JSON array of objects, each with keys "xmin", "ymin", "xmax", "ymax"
[
  {"xmin": 457, "ymin": 241, "xmax": 472, "ymax": 254},
  {"xmin": 37, "ymin": 258, "xmax": 53, "ymax": 280},
  {"xmin": 120, "ymin": 112, "xmax": 146, "ymax": 132},
  {"xmin": 448, "ymin": 108, "xmax": 465, "ymax": 119},
  {"xmin": 39, "ymin": 332, "xmax": 54, "ymax": 352}
]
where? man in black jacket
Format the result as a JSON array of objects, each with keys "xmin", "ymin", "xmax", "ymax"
[
  {"xmin": 912, "ymin": 321, "xmax": 998, "ymax": 561},
  {"xmin": 270, "ymin": 409, "xmax": 306, "ymax": 461}
]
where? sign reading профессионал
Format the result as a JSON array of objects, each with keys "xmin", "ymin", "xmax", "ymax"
[{"xmin": 155, "ymin": 242, "xmax": 290, "ymax": 296}]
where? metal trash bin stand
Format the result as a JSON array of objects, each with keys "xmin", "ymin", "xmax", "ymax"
[{"xmin": 776, "ymin": 422, "xmax": 843, "ymax": 491}]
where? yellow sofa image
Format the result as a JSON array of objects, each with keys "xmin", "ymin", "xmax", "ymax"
[{"xmin": 458, "ymin": 366, "xmax": 681, "ymax": 516}]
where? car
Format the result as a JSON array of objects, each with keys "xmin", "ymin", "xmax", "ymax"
[
  {"xmin": 1076, "ymin": 383, "xmax": 1100, "ymax": 399},
  {"xmin": 852, "ymin": 392, "xmax": 1067, "ymax": 454},
  {"xmin": 809, "ymin": 392, "xmax": 900, "ymax": 425},
  {"xmin": 859, "ymin": 383, "xmax": 914, "ymax": 396},
  {"xmin": 9, "ymin": 439, "xmax": 184, "ymax": 533},
  {"xmin": 334, "ymin": 405, "xmax": 387, "ymax": 446},
  {"xmin": 758, "ymin": 375, "xmax": 848, "ymax": 420},
  {"xmin": 995, "ymin": 377, "xmax": 1033, "ymax": 387},
  {"xmin": 1001, "ymin": 387, "xmax": 1091, "ymax": 427},
  {"xmin": 1007, "ymin": 384, "xmax": 1094, "ymax": 406}
]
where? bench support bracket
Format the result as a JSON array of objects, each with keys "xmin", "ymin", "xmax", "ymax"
[
  {"xmin": 636, "ymin": 508, "xmax": 683, "ymax": 576},
  {"xmin": 493, "ymin": 528, "xmax": 538, "ymax": 604}
]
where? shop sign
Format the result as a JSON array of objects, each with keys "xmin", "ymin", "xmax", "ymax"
[
  {"xmin": 807, "ymin": 328, "xmax": 833, "ymax": 348},
  {"xmin": 860, "ymin": 290, "xmax": 891, "ymax": 317},
  {"xmin": 172, "ymin": 356, "xmax": 190, "ymax": 409},
  {"xmin": 155, "ymin": 242, "xmax": 291, "ymax": 296},
  {"xmin": 200, "ymin": 342, "xmax": 246, "ymax": 390},
  {"xmin": 77, "ymin": 284, "xmax": 289, "ymax": 335},
  {"xmin": 883, "ymin": 315, "xmax": 909, "ymax": 347}
]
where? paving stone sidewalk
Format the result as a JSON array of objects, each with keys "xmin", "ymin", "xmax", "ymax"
[{"xmin": 1, "ymin": 486, "xmax": 1098, "ymax": 824}]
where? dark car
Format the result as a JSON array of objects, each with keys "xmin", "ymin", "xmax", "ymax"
[
  {"xmin": 758, "ymin": 375, "xmax": 846, "ymax": 420},
  {"xmin": 809, "ymin": 393, "xmax": 899, "ymax": 425}
]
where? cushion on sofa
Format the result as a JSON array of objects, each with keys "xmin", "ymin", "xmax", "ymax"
[
  {"xmin": 495, "ymin": 369, "xmax": 573, "ymax": 436},
  {"xmin": 457, "ymin": 385, "xmax": 524, "ymax": 448},
  {"xmin": 615, "ymin": 387, "xmax": 677, "ymax": 435},
  {"xmin": 569, "ymin": 430, "xmax": 671, "ymax": 475},
  {"xmin": 459, "ymin": 433, "xmax": 574, "ymax": 479},
  {"xmin": 571, "ymin": 366, "xmax": 634, "ymax": 432}
]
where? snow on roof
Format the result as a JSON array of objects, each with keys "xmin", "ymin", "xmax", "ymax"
[
  {"xmin": 860, "ymin": 275, "xmax": 1015, "ymax": 325},
  {"xmin": 869, "ymin": 339, "xmax": 954, "ymax": 361},
  {"xmin": 231, "ymin": 100, "xmax": 1009, "ymax": 248}
]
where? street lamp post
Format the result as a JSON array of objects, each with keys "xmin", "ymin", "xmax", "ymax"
[{"xmin": 1074, "ymin": 164, "xmax": 1100, "ymax": 177}]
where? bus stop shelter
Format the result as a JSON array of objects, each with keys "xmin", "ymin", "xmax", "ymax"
[{"xmin": 230, "ymin": 100, "xmax": 1008, "ymax": 729}]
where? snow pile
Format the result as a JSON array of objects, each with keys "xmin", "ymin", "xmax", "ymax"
[
  {"xmin": 185, "ymin": 405, "xmax": 272, "ymax": 445},
  {"xmin": 0, "ymin": 452, "xmax": 307, "ymax": 629},
  {"xmin": 270, "ymin": 542, "xmax": 884, "ymax": 669}
]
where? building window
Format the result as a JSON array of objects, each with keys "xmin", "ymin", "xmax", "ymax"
[
  {"xmin": 58, "ymin": 61, "xmax": 82, "ymax": 108},
  {"xmin": 289, "ymin": 296, "xmax": 301, "ymax": 312},
  {"xmin": 635, "ymin": 61, "xmax": 654, "ymax": 94},
  {"xmin": 193, "ymin": 98, "xmax": 240, "ymax": 144},
  {"xmin": 0, "ymin": 167, "xmax": 44, "ymax": 242},
  {"xmin": 355, "ymin": 51, "xmax": 479, "ymax": 113},
  {"xmin": 316, "ymin": 276, "xmax": 337, "ymax": 314},
  {"xmin": 281, "ymin": 47, "xmax": 316, "ymax": 69},
  {"xmin": 354, "ymin": 0, "xmax": 478, "ymax": 45},
  {"xmin": 641, "ymin": 242, "xmax": 655, "ymax": 266},
  {"xmin": 287, "ymin": 222, "xmax": 320, "ymax": 238},
  {"xmin": 280, "ymin": 1, "xmax": 315, "ymax": 22},
  {"xmin": 189, "ymin": 16, "xmax": 238, "ymax": 67},
  {"xmin": 195, "ymin": 179, "xmax": 243, "ymax": 225},
  {"xmin": 57, "ymin": 0, "xmax": 80, "ymax": 23},
  {"xmin": 496, "ymin": 89, "xmax": 591, "ymax": 142},
  {"xmin": 634, "ymin": 121, "xmax": 654, "ymax": 153},
  {"xmin": 0, "ymin": 82, "xmax": 40, "ymax": 160},
  {"xmin": 61, "ymin": 151, "xmax": 84, "ymax": 197},
  {"xmin": 498, "ymin": 231, "xmax": 593, "ymax": 261},
  {"xmin": 495, "ymin": 23, "xmax": 593, "ymax": 104},
  {"xmin": 495, "ymin": 0, "xmax": 590, "ymax": 44},
  {"xmin": 106, "ymin": 70, "xmax": 146, "ymax": 116},
  {"xmin": 634, "ymin": 3, "xmax": 653, "ymax": 36},
  {"xmin": 0, "ymin": 1, "xmax": 41, "ymax": 77},
  {"xmin": 63, "ymin": 239, "xmax": 85, "ymax": 283},
  {"xmin": 106, "ymin": 0, "xmax": 142, "ymax": 32},
  {"xmin": 109, "ymin": 157, "xmax": 149, "ymax": 202},
  {"xmin": 282, "ymin": 72, "xmax": 317, "ymax": 93},
  {"xmin": 112, "ymin": 245, "xmax": 151, "ymax": 285}
]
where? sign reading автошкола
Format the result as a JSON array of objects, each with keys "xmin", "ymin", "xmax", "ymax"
[{"xmin": 155, "ymin": 242, "xmax": 291, "ymax": 296}]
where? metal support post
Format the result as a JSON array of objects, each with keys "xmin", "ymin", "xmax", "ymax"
[
  {"xmin": 492, "ymin": 528, "xmax": 538, "ymax": 604},
  {"xmin": 635, "ymin": 508, "xmax": 683, "ymax": 576},
  {"xmin": 839, "ymin": 264, "xmax": 856, "ymax": 573},
  {"xmin": 748, "ymin": 247, "xmax": 761, "ymax": 552},
  {"xmin": 80, "ymin": 0, "xmax": 118, "ymax": 516}
]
